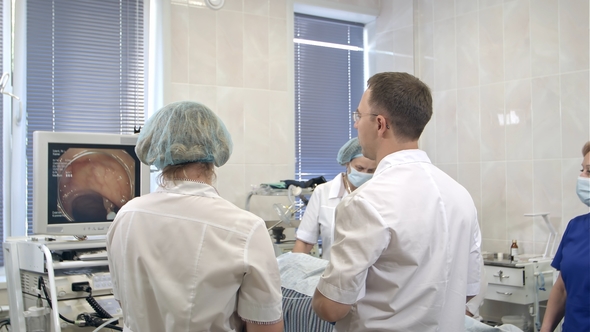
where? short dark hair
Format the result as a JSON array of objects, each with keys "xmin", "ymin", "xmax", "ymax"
[
  {"xmin": 583, "ymin": 141, "xmax": 590, "ymax": 157},
  {"xmin": 367, "ymin": 72, "xmax": 433, "ymax": 141}
]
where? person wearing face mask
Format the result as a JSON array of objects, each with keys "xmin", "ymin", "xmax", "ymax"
[
  {"xmin": 292, "ymin": 137, "xmax": 376, "ymax": 260},
  {"xmin": 540, "ymin": 141, "xmax": 590, "ymax": 332}
]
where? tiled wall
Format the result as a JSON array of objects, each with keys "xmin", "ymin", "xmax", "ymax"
[
  {"xmin": 167, "ymin": 0, "xmax": 382, "ymax": 220},
  {"xmin": 414, "ymin": 0, "xmax": 590, "ymax": 255}
]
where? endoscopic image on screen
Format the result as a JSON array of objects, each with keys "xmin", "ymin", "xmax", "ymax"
[{"xmin": 48, "ymin": 144, "xmax": 140, "ymax": 224}]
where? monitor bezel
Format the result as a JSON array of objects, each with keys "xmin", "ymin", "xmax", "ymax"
[{"xmin": 32, "ymin": 131, "xmax": 150, "ymax": 236}]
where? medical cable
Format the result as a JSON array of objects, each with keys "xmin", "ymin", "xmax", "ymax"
[
  {"xmin": 92, "ymin": 317, "xmax": 119, "ymax": 332},
  {"xmin": 39, "ymin": 276, "xmax": 76, "ymax": 325}
]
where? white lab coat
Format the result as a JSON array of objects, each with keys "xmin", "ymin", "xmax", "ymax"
[
  {"xmin": 107, "ymin": 181, "xmax": 282, "ymax": 332},
  {"xmin": 317, "ymin": 149, "xmax": 482, "ymax": 332},
  {"xmin": 296, "ymin": 173, "xmax": 348, "ymax": 260}
]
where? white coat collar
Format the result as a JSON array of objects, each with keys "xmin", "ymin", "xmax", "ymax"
[
  {"xmin": 155, "ymin": 180, "xmax": 220, "ymax": 198},
  {"xmin": 374, "ymin": 149, "xmax": 431, "ymax": 176},
  {"xmin": 328, "ymin": 172, "xmax": 347, "ymax": 199}
]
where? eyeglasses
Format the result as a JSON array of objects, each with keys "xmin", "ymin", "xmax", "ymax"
[{"xmin": 352, "ymin": 110, "xmax": 379, "ymax": 123}]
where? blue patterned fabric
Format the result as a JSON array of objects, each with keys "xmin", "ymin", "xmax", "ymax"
[{"xmin": 282, "ymin": 288, "xmax": 334, "ymax": 332}]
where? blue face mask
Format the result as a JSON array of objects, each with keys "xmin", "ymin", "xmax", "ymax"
[
  {"xmin": 348, "ymin": 167, "xmax": 373, "ymax": 188},
  {"xmin": 577, "ymin": 177, "xmax": 590, "ymax": 207}
]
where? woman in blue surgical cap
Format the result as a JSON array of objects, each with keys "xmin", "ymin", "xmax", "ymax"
[
  {"xmin": 106, "ymin": 101, "xmax": 283, "ymax": 332},
  {"xmin": 293, "ymin": 137, "xmax": 376, "ymax": 260},
  {"xmin": 541, "ymin": 141, "xmax": 590, "ymax": 332}
]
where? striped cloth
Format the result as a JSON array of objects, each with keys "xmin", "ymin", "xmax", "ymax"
[{"xmin": 282, "ymin": 288, "xmax": 334, "ymax": 332}]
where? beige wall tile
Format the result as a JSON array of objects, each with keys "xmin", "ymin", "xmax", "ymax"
[
  {"xmin": 503, "ymin": 0, "xmax": 530, "ymax": 81},
  {"xmin": 506, "ymin": 161, "xmax": 534, "ymax": 242},
  {"xmin": 244, "ymin": 90, "xmax": 270, "ymax": 164},
  {"xmin": 217, "ymin": 87, "xmax": 245, "ymax": 164},
  {"xmin": 434, "ymin": 90, "xmax": 458, "ymax": 163},
  {"xmin": 188, "ymin": 7, "xmax": 217, "ymax": 85},
  {"xmin": 456, "ymin": 12, "xmax": 479, "ymax": 88},
  {"xmin": 505, "ymin": 79, "xmax": 532, "ymax": 161},
  {"xmin": 171, "ymin": 4, "xmax": 189, "ymax": 84},
  {"xmin": 559, "ymin": 0, "xmax": 589, "ymax": 72},
  {"xmin": 480, "ymin": 83, "xmax": 505, "ymax": 161},
  {"xmin": 244, "ymin": 14, "xmax": 269, "ymax": 89},
  {"xmin": 532, "ymin": 75, "xmax": 561, "ymax": 159},
  {"xmin": 561, "ymin": 71, "xmax": 590, "ymax": 158},
  {"xmin": 189, "ymin": 85, "xmax": 217, "ymax": 110},
  {"xmin": 243, "ymin": 0, "xmax": 268, "ymax": 16},
  {"xmin": 481, "ymin": 161, "xmax": 507, "ymax": 239},
  {"xmin": 217, "ymin": 11, "xmax": 244, "ymax": 87},
  {"xmin": 457, "ymin": 162, "xmax": 483, "ymax": 220},
  {"xmin": 433, "ymin": 18, "xmax": 457, "ymax": 91},
  {"xmin": 530, "ymin": 0, "xmax": 559, "ymax": 77},
  {"xmin": 455, "ymin": 0, "xmax": 479, "ymax": 15},
  {"xmin": 457, "ymin": 87, "xmax": 481, "ymax": 162},
  {"xmin": 479, "ymin": 6, "xmax": 504, "ymax": 85},
  {"xmin": 433, "ymin": 0, "xmax": 455, "ymax": 22}
]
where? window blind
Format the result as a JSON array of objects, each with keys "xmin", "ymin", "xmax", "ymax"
[
  {"xmin": 294, "ymin": 14, "xmax": 364, "ymax": 182},
  {"xmin": 26, "ymin": 0, "xmax": 145, "ymax": 234}
]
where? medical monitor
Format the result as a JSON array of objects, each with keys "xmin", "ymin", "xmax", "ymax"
[{"xmin": 33, "ymin": 131, "xmax": 150, "ymax": 236}]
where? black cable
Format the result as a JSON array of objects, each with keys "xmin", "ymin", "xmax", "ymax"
[
  {"xmin": 83, "ymin": 287, "xmax": 113, "ymax": 319},
  {"xmin": 39, "ymin": 276, "xmax": 76, "ymax": 325}
]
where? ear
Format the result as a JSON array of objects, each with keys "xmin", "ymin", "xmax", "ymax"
[{"xmin": 376, "ymin": 115, "xmax": 389, "ymax": 136}]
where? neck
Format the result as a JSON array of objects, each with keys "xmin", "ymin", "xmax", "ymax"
[
  {"xmin": 171, "ymin": 165, "xmax": 213, "ymax": 185},
  {"xmin": 374, "ymin": 140, "xmax": 419, "ymax": 165},
  {"xmin": 343, "ymin": 173, "xmax": 357, "ymax": 192}
]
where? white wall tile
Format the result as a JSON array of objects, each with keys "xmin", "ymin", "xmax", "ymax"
[
  {"xmin": 216, "ymin": 163, "xmax": 245, "ymax": 207},
  {"xmin": 456, "ymin": 12, "xmax": 479, "ymax": 88},
  {"xmin": 374, "ymin": 31, "xmax": 396, "ymax": 72},
  {"xmin": 416, "ymin": 23, "xmax": 435, "ymax": 88},
  {"xmin": 532, "ymin": 159, "xmax": 562, "ymax": 254},
  {"xmin": 392, "ymin": 26, "xmax": 415, "ymax": 74},
  {"xmin": 167, "ymin": 83, "xmax": 190, "ymax": 104},
  {"xmin": 217, "ymin": 87, "xmax": 245, "ymax": 164},
  {"xmin": 188, "ymin": 7, "xmax": 217, "ymax": 85},
  {"xmin": 437, "ymin": 163, "xmax": 458, "ymax": 181},
  {"xmin": 457, "ymin": 162, "xmax": 483, "ymax": 221},
  {"xmin": 532, "ymin": 75, "xmax": 561, "ymax": 159},
  {"xmin": 479, "ymin": 6, "xmax": 504, "ymax": 85},
  {"xmin": 244, "ymin": 90, "xmax": 270, "ymax": 164},
  {"xmin": 189, "ymin": 85, "xmax": 217, "ymax": 111},
  {"xmin": 223, "ymin": 0, "xmax": 243, "ymax": 12},
  {"xmin": 244, "ymin": 14, "xmax": 269, "ymax": 89},
  {"xmin": 433, "ymin": 0, "xmax": 455, "ymax": 22},
  {"xmin": 503, "ymin": 0, "xmax": 530, "ymax": 81},
  {"xmin": 530, "ymin": 0, "xmax": 559, "ymax": 77},
  {"xmin": 457, "ymin": 87, "xmax": 481, "ymax": 162},
  {"xmin": 456, "ymin": 0, "xmax": 479, "ymax": 15},
  {"xmin": 561, "ymin": 71, "xmax": 590, "ymax": 158},
  {"xmin": 434, "ymin": 90, "xmax": 458, "ymax": 163},
  {"xmin": 481, "ymin": 161, "xmax": 507, "ymax": 239},
  {"xmin": 433, "ymin": 18, "xmax": 457, "ymax": 91},
  {"xmin": 480, "ymin": 83, "xmax": 506, "ymax": 161},
  {"xmin": 505, "ymin": 79, "xmax": 532, "ymax": 161},
  {"xmin": 415, "ymin": 0, "xmax": 433, "ymax": 24},
  {"xmin": 269, "ymin": 91, "xmax": 292, "ymax": 164},
  {"xmin": 269, "ymin": 0, "xmax": 286, "ymax": 18},
  {"xmin": 217, "ymin": 11, "xmax": 244, "ymax": 87},
  {"xmin": 377, "ymin": 0, "xmax": 413, "ymax": 33},
  {"xmin": 269, "ymin": 18, "xmax": 288, "ymax": 91},
  {"xmin": 506, "ymin": 161, "xmax": 533, "ymax": 242},
  {"xmin": 559, "ymin": 0, "xmax": 589, "ymax": 72},
  {"xmin": 243, "ymin": 0, "xmax": 268, "ymax": 16},
  {"xmin": 171, "ymin": 4, "xmax": 189, "ymax": 84}
]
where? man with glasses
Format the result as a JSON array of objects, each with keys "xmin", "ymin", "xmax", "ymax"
[{"xmin": 312, "ymin": 72, "xmax": 482, "ymax": 332}]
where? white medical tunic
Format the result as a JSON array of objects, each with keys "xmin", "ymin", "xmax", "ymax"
[
  {"xmin": 296, "ymin": 173, "xmax": 348, "ymax": 260},
  {"xmin": 107, "ymin": 181, "xmax": 282, "ymax": 332},
  {"xmin": 317, "ymin": 150, "xmax": 481, "ymax": 332}
]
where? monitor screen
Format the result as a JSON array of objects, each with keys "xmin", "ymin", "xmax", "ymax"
[{"xmin": 33, "ymin": 131, "xmax": 150, "ymax": 236}]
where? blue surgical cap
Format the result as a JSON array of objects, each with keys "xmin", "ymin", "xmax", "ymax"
[
  {"xmin": 336, "ymin": 137, "xmax": 363, "ymax": 165},
  {"xmin": 135, "ymin": 101, "xmax": 233, "ymax": 170}
]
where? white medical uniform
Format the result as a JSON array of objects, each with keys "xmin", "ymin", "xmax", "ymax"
[
  {"xmin": 317, "ymin": 150, "xmax": 481, "ymax": 332},
  {"xmin": 107, "ymin": 181, "xmax": 282, "ymax": 332},
  {"xmin": 296, "ymin": 173, "xmax": 348, "ymax": 260}
]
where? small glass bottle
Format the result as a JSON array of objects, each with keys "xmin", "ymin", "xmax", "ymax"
[{"xmin": 510, "ymin": 240, "xmax": 519, "ymax": 262}]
